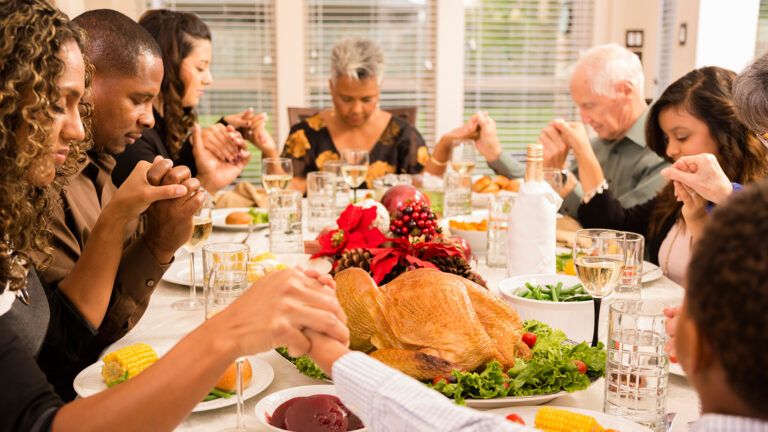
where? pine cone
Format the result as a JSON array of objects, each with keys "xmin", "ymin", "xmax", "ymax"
[
  {"xmin": 333, "ymin": 248, "xmax": 373, "ymax": 275},
  {"xmin": 428, "ymin": 255, "xmax": 488, "ymax": 288}
]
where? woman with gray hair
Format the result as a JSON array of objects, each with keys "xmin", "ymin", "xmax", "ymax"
[{"xmin": 283, "ymin": 37, "xmax": 431, "ymax": 192}]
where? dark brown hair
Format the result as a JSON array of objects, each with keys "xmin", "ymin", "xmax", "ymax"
[
  {"xmin": 687, "ymin": 179, "xmax": 768, "ymax": 413},
  {"xmin": 646, "ymin": 66, "xmax": 768, "ymax": 237},
  {"xmin": 139, "ymin": 9, "xmax": 211, "ymax": 158}
]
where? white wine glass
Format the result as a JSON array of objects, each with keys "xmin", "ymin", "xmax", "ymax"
[
  {"xmin": 573, "ymin": 229, "xmax": 625, "ymax": 347},
  {"xmin": 341, "ymin": 149, "xmax": 369, "ymax": 202},
  {"xmin": 171, "ymin": 189, "xmax": 213, "ymax": 311},
  {"xmin": 261, "ymin": 157, "xmax": 293, "ymax": 193},
  {"xmin": 203, "ymin": 242, "xmax": 254, "ymax": 432},
  {"xmin": 451, "ymin": 139, "xmax": 477, "ymax": 174}
]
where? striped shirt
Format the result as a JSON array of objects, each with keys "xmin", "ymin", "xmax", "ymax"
[{"xmin": 333, "ymin": 351, "xmax": 533, "ymax": 432}]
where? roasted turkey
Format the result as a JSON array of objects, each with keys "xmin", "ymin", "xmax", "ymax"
[{"xmin": 334, "ymin": 267, "xmax": 531, "ymax": 380}]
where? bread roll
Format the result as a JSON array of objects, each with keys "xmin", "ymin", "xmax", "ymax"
[
  {"xmin": 504, "ymin": 179, "xmax": 520, "ymax": 192},
  {"xmin": 472, "ymin": 176, "xmax": 492, "ymax": 193},
  {"xmin": 480, "ymin": 183, "xmax": 501, "ymax": 193},
  {"xmin": 215, "ymin": 359, "xmax": 253, "ymax": 392},
  {"xmin": 225, "ymin": 211, "xmax": 251, "ymax": 225},
  {"xmin": 492, "ymin": 176, "xmax": 510, "ymax": 188}
]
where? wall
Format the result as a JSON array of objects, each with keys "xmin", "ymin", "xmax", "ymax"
[
  {"xmin": 669, "ymin": 0, "xmax": 699, "ymax": 83},
  {"xmin": 55, "ymin": 0, "xmax": 141, "ymax": 19},
  {"xmin": 695, "ymin": 0, "xmax": 760, "ymax": 73}
]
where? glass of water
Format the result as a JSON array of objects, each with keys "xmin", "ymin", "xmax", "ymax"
[
  {"xmin": 268, "ymin": 189, "xmax": 303, "ymax": 253},
  {"xmin": 322, "ymin": 160, "xmax": 351, "ymax": 211},
  {"xmin": 443, "ymin": 172, "xmax": 472, "ymax": 217},
  {"xmin": 307, "ymin": 171, "xmax": 336, "ymax": 233},
  {"xmin": 487, "ymin": 195, "xmax": 514, "ymax": 268},
  {"xmin": 605, "ymin": 300, "xmax": 669, "ymax": 431}
]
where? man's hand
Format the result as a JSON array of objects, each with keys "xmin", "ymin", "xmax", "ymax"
[
  {"xmin": 223, "ymin": 108, "xmax": 278, "ymax": 158},
  {"xmin": 537, "ymin": 124, "xmax": 570, "ymax": 169},
  {"xmin": 661, "ymin": 154, "xmax": 733, "ymax": 204},
  {"xmin": 471, "ymin": 112, "xmax": 503, "ymax": 162},
  {"xmin": 202, "ymin": 123, "xmax": 247, "ymax": 164},
  {"xmin": 109, "ymin": 157, "xmax": 189, "ymax": 221},
  {"xmin": 549, "ymin": 120, "xmax": 592, "ymax": 157},
  {"xmin": 218, "ymin": 268, "xmax": 350, "ymax": 358},
  {"xmin": 142, "ymin": 159, "xmax": 205, "ymax": 264},
  {"xmin": 193, "ymin": 124, "xmax": 250, "ymax": 194},
  {"xmin": 663, "ymin": 305, "xmax": 681, "ymax": 363}
]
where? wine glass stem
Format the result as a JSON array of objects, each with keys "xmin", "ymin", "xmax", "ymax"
[
  {"xmin": 189, "ymin": 250, "xmax": 196, "ymax": 300},
  {"xmin": 235, "ymin": 357, "xmax": 244, "ymax": 429},
  {"xmin": 592, "ymin": 297, "xmax": 602, "ymax": 347},
  {"xmin": 353, "ymin": 188, "xmax": 357, "ymax": 203}
]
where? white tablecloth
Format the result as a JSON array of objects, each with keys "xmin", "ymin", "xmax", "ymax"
[{"xmin": 106, "ymin": 224, "xmax": 699, "ymax": 431}]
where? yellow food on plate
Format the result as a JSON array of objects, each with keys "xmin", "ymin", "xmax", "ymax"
[
  {"xmin": 562, "ymin": 259, "xmax": 576, "ymax": 276},
  {"xmin": 215, "ymin": 358, "xmax": 253, "ymax": 392},
  {"xmin": 534, "ymin": 406, "xmax": 605, "ymax": 432},
  {"xmin": 449, "ymin": 219, "xmax": 488, "ymax": 232},
  {"xmin": 101, "ymin": 343, "xmax": 159, "ymax": 387},
  {"xmin": 225, "ymin": 211, "xmax": 252, "ymax": 225},
  {"xmin": 248, "ymin": 251, "xmax": 287, "ymax": 282}
]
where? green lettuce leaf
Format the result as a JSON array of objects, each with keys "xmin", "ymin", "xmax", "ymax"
[{"xmin": 275, "ymin": 347, "xmax": 329, "ymax": 380}]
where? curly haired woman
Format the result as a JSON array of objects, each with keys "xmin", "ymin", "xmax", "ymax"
[
  {"xmin": 0, "ymin": 1, "xmax": 348, "ymax": 430},
  {"xmin": 565, "ymin": 67, "xmax": 768, "ymax": 285},
  {"xmin": 111, "ymin": 9, "xmax": 279, "ymax": 194}
]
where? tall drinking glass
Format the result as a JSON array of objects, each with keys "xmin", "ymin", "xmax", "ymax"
[
  {"xmin": 487, "ymin": 195, "xmax": 514, "ymax": 268},
  {"xmin": 573, "ymin": 229, "xmax": 625, "ymax": 347},
  {"xmin": 322, "ymin": 160, "xmax": 350, "ymax": 211},
  {"xmin": 269, "ymin": 190, "xmax": 303, "ymax": 253},
  {"xmin": 543, "ymin": 167, "xmax": 564, "ymax": 194},
  {"xmin": 171, "ymin": 190, "xmax": 212, "ymax": 311},
  {"xmin": 203, "ymin": 243, "xmax": 253, "ymax": 432},
  {"xmin": 618, "ymin": 232, "xmax": 645, "ymax": 298},
  {"xmin": 307, "ymin": 171, "xmax": 336, "ymax": 233},
  {"xmin": 451, "ymin": 139, "xmax": 477, "ymax": 174},
  {"xmin": 340, "ymin": 150, "xmax": 369, "ymax": 202},
  {"xmin": 261, "ymin": 157, "xmax": 293, "ymax": 193},
  {"xmin": 443, "ymin": 172, "xmax": 472, "ymax": 217}
]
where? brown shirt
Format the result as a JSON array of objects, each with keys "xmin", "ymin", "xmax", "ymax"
[{"xmin": 37, "ymin": 152, "xmax": 170, "ymax": 400}]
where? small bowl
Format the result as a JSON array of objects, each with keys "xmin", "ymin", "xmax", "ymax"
[
  {"xmin": 499, "ymin": 274, "xmax": 609, "ymax": 343},
  {"xmin": 254, "ymin": 384, "xmax": 367, "ymax": 432},
  {"xmin": 443, "ymin": 214, "xmax": 488, "ymax": 255}
]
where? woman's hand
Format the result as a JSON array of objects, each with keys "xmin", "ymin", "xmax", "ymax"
[
  {"xmin": 109, "ymin": 157, "xmax": 189, "ymax": 219},
  {"xmin": 223, "ymin": 108, "xmax": 278, "ymax": 158},
  {"xmin": 202, "ymin": 123, "xmax": 247, "ymax": 164},
  {"xmin": 550, "ymin": 120, "xmax": 604, "ymax": 194},
  {"xmin": 192, "ymin": 124, "xmax": 250, "ymax": 194},
  {"xmin": 469, "ymin": 112, "xmax": 502, "ymax": 162},
  {"xmin": 673, "ymin": 180, "xmax": 707, "ymax": 242},
  {"xmin": 663, "ymin": 305, "xmax": 682, "ymax": 363},
  {"xmin": 661, "ymin": 153, "xmax": 733, "ymax": 204}
]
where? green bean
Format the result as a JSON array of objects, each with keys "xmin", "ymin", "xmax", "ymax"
[
  {"xmin": 566, "ymin": 295, "xmax": 593, "ymax": 302},
  {"xmin": 525, "ymin": 282, "xmax": 537, "ymax": 292},
  {"xmin": 559, "ymin": 283, "xmax": 579, "ymax": 295},
  {"xmin": 209, "ymin": 388, "xmax": 234, "ymax": 399},
  {"xmin": 203, "ymin": 394, "xmax": 219, "ymax": 402},
  {"xmin": 551, "ymin": 284, "xmax": 559, "ymax": 302}
]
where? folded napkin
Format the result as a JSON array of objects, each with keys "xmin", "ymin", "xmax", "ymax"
[
  {"xmin": 214, "ymin": 181, "xmax": 268, "ymax": 209},
  {"xmin": 506, "ymin": 181, "xmax": 563, "ymax": 276}
]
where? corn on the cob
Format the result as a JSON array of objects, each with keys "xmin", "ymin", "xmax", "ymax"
[
  {"xmin": 534, "ymin": 407, "xmax": 605, "ymax": 432},
  {"xmin": 101, "ymin": 343, "xmax": 158, "ymax": 387}
]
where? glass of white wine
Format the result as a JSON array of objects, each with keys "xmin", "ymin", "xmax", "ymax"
[
  {"xmin": 341, "ymin": 149, "xmax": 369, "ymax": 202},
  {"xmin": 451, "ymin": 139, "xmax": 477, "ymax": 174},
  {"xmin": 261, "ymin": 157, "xmax": 293, "ymax": 193},
  {"xmin": 202, "ymin": 242, "xmax": 253, "ymax": 432},
  {"xmin": 171, "ymin": 190, "xmax": 213, "ymax": 311},
  {"xmin": 573, "ymin": 229, "xmax": 625, "ymax": 347}
]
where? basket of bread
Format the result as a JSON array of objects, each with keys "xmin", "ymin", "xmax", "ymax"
[{"xmin": 472, "ymin": 175, "xmax": 519, "ymax": 208}]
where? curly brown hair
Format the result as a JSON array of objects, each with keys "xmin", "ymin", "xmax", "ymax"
[
  {"xmin": 138, "ymin": 9, "xmax": 211, "ymax": 159},
  {"xmin": 646, "ymin": 66, "xmax": 768, "ymax": 238},
  {"xmin": 0, "ymin": 0, "xmax": 92, "ymax": 291},
  {"xmin": 687, "ymin": 179, "xmax": 768, "ymax": 413}
]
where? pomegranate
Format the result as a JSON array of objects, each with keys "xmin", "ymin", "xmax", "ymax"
[{"xmin": 380, "ymin": 184, "xmax": 430, "ymax": 215}]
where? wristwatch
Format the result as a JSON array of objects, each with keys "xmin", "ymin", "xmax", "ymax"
[{"xmin": 559, "ymin": 169, "xmax": 570, "ymax": 186}]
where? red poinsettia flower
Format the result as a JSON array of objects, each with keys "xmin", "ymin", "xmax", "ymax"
[{"xmin": 313, "ymin": 204, "xmax": 388, "ymax": 259}]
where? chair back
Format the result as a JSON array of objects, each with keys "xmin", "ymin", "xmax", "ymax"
[{"xmin": 287, "ymin": 106, "xmax": 418, "ymax": 128}]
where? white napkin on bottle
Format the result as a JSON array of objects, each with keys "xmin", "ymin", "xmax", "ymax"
[{"xmin": 506, "ymin": 181, "xmax": 563, "ymax": 276}]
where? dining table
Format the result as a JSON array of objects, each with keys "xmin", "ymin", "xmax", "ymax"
[{"xmin": 100, "ymin": 204, "xmax": 701, "ymax": 431}]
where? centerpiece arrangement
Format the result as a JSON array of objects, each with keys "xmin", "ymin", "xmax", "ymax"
[{"xmin": 312, "ymin": 184, "xmax": 486, "ymax": 287}]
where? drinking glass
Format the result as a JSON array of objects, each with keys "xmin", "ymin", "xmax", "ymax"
[
  {"xmin": 307, "ymin": 171, "xmax": 336, "ymax": 233},
  {"xmin": 487, "ymin": 195, "xmax": 514, "ymax": 268},
  {"xmin": 443, "ymin": 172, "xmax": 472, "ymax": 217},
  {"xmin": 543, "ymin": 168, "xmax": 564, "ymax": 194},
  {"xmin": 261, "ymin": 157, "xmax": 293, "ymax": 193},
  {"xmin": 604, "ymin": 300, "xmax": 669, "ymax": 431},
  {"xmin": 203, "ymin": 243, "xmax": 254, "ymax": 432},
  {"xmin": 269, "ymin": 190, "xmax": 303, "ymax": 253},
  {"xmin": 573, "ymin": 229, "xmax": 625, "ymax": 347},
  {"xmin": 617, "ymin": 232, "xmax": 645, "ymax": 297},
  {"xmin": 340, "ymin": 150, "xmax": 369, "ymax": 202},
  {"xmin": 322, "ymin": 160, "xmax": 351, "ymax": 211},
  {"xmin": 171, "ymin": 190, "xmax": 213, "ymax": 311},
  {"xmin": 451, "ymin": 139, "xmax": 477, "ymax": 174}
]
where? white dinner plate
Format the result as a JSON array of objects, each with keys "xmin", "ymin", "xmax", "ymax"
[
  {"xmin": 463, "ymin": 379, "xmax": 599, "ymax": 408},
  {"xmin": 73, "ymin": 351, "xmax": 274, "ymax": 412},
  {"xmin": 254, "ymin": 385, "xmax": 367, "ymax": 432},
  {"xmin": 211, "ymin": 207, "xmax": 268, "ymax": 231},
  {"xmin": 555, "ymin": 248, "xmax": 663, "ymax": 284},
  {"xmin": 485, "ymin": 405, "xmax": 652, "ymax": 431},
  {"xmin": 669, "ymin": 362, "xmax": 686, "ymax": 377}
]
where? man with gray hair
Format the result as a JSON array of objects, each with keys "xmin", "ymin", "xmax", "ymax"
[{"xmin": 485, "ymin": 43, "xmax": 668, "ymax": 217}]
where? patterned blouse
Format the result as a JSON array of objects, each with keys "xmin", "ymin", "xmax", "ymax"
[{"xmin": 282, "ymin": 113, "xmax": 430, "ymax": 188}]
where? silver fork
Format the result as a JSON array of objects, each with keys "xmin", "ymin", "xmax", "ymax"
[{"xmin": 240, "ymin": 224, "xmax": 254, "ymax": 244}]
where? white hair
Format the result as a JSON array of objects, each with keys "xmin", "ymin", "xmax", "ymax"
[
  {"xmin": 330, "ymin": 37, "xmax": 384, "ymax": 85},
  {"xmin": 574, "ymin": 43, "xmax": 645, "ymax": 97}
]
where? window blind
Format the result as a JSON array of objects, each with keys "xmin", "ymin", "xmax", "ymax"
[
  {"xmin": 140, "ymin": 0, "xmax": 277, "ymax": 183},
  {"xmin": 756, "ymin": 0, "xmax": 768, "ymax": 56},
  {"xmin": 463, "ymin": 0, "xmax": 594, "ymax": 174},
  {"xmin": 656, "ymin": 0, "xmax": 677, "ymax": 98},
  {"xmin": 304, "ymin": 0, "xmax": 437, "ymax": 144}
]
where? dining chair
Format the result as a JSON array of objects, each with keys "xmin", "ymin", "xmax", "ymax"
[{"xmin": 287, "ymin": 106, "xmax": 418, "ymax": 128}]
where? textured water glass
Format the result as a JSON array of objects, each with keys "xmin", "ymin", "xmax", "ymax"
[
  {"xmin": 307, "ymin": 171, "xmax": 336, "ymax": 233},
  {"xmin": 322, "ymin": 160, "xmax": 351, "ymax": 211},
  {"xmin": 605, "ymin": 300, "xmax": 669, "ymax": 432},
  {"xmin": 487, "ymin": 195, "xmax": 514, "ymax": 268},
  {"xmin": 617, "ymin": 232, "xmax": 645, "ymax": 297},
  {"xmin": 269, "ymin": 190, "xmax": 303, "ymax": 253},
  {"xmin": 443, "ymin": 172, "xmax": 472, "ymax": 217},
  {"xmin": 543, "ymin": 168, "xmax": 564, "ymax": 194}
]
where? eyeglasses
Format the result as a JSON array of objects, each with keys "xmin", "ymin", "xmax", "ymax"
[{"xmin": 755, "ymin": 131, "xmax": 768, "ymax": 149}]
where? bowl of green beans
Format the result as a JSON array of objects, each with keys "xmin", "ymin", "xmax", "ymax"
[{"xmin": 499, "ymin": 274, "xmax": 609, "ymax": 343}]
